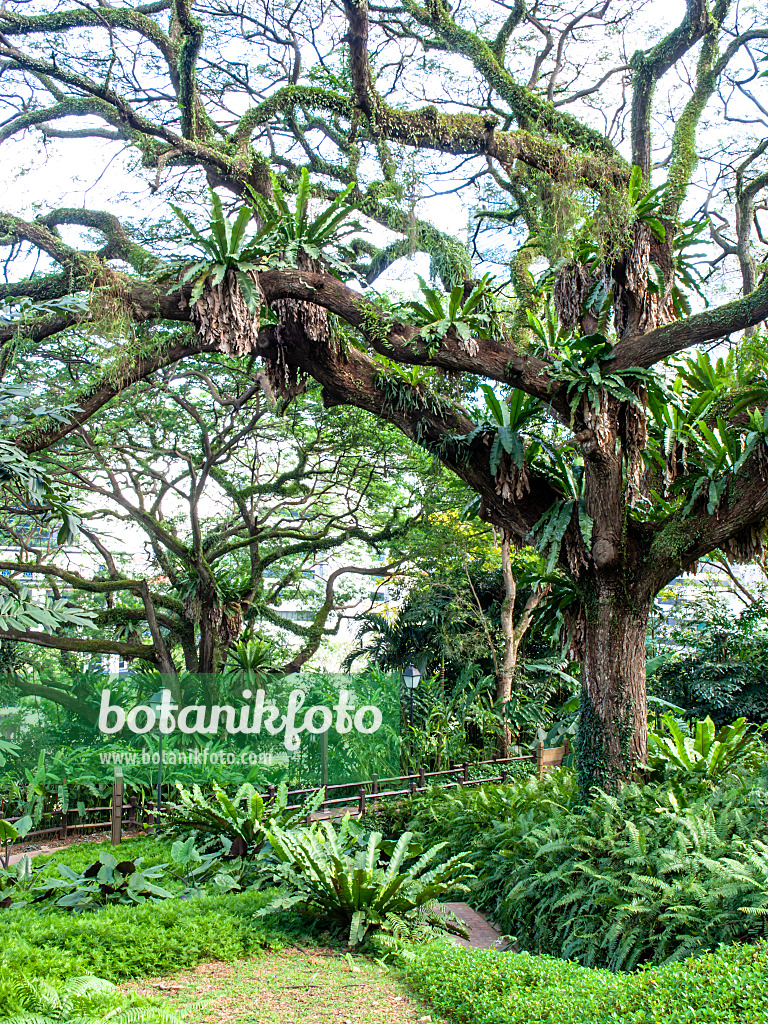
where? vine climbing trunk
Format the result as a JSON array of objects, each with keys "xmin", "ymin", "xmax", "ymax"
[
  {"xmin": 578, "ymin": 589, "xmax": 650, "ymax": 794},
  {"xmin": 574, "ymin": 393, "xmax": 652, "ymax": 794}
]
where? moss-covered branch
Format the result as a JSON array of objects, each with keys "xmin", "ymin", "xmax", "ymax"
[
  {"xmin": 629, "ymin": 0, "xmax": 715, "ymax": 176},
  {"xmin": 398, "ymin": 0, "xmax": 619, "ymax": 157}
]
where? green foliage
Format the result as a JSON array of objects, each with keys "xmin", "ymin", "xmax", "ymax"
[
  {"xmin": 462, "ymin": 384, "xmax": 541, "ymax": 477},
  {"xmin": 0, "ymin": 973, "xmax": 177, "ymax": 1024},
  {"xmin": 677, "ymin": 417, "xmax": 762, "ymax": 516},
  {"xmin": 0, "ymin": 815, "xmax": 30, "ymax": 846},
  {"xmin": 0, "ymin": 889, "xmax": 290, "ymax": 982},
  {"xmin": 528, "ymin": 450, "xmax": 592, "ymax": 571},
  {"xmin": 524, "ymin": 294, "xmax": 576, "ymax": 351},
  {"xmin": 246, "ymin": 169, "xmax": 358, "ymax": 274},
  {"xmin": 0, "ymin": 386, "xmax": 89, "ymax": 633},
  {"xmin": 650, "ymin": 595, "xmax": 768, "ymax": 727},
  {"xmin": 408, "ymin": 275, "xmax": 493, "ymax": 353},
  {"xmin": 160, "ymin": 781, "xmax": 322, "ymax": 858},
  {"xmin": 626, "ymin": 167, "xmax": 667, "ymax": 243},
  {"xmin": 648, "ymin": 714, "xmax": 764, "ymax": 786},
  {"xmin": 258, "ymin": 814, "xmax": 473, "ymax": 948},
  {"xmin": 0, "ymin": 587, "xmax": 96, "ymax": 635},
  {"xmin": 32, "ymin": 851, "xmax": 175, "ymax": 910},
  {"xmin": 171, "ymin": 191, "xmax": 264, "ymax": 310},
  {"xmin": 0, "ymin": 384, "xmax": 81, "ymax": 547},
  {"xmin": 547, "ymin": 333, "xmax": 653, "ymax": 422},
  {"xmin": 394, "ymin": 770, "xmax": 768, "ymax": 971},
  {"xmin": 643, "ymin": 347, "xmax": 768, "ymax": 520},
  {"xmin": 404, "ymin": 939, "xmax": 768, "ymax": 1024},
  {"xmin": 34, "ymin": 839, "xmax": 172, "ymax": 877},
  {"xmin": 1, "ymin": 852, "xmax": 37, "ymax": 908},
  {"xmin": 574, "ymin": 169, "xmax": 709, "ymax": 318}
]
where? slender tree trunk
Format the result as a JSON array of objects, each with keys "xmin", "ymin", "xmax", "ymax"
[
  {"xmin": 496, "ymin": 534, "xmax": 551, "ymax": 759},
  {"xmin": 578, "ymin": 589, "xmax": 650, "ymax": 795},
  {"xmin": 497, "ymin": 535, "xmax": 518, "ymax": 758}
]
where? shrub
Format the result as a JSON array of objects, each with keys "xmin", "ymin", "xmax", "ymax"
[
  {"xmin": 32, "ymin": 852, "xmax": 175, "ymax": 910},
  {"xmin": 160, "ymin": 781, "xmax": 321, "ymax": 857},
  {"xmin": 0, "ymin": 973, "xmax": 176, "ymax": 1024},
  {"xmin": 404, "ymin": 940, "xmax": 768, "ymax": 1024},
  {"xmin": 647, "ymin": 714, "xmax": 764, "ymax": 786},
  {"xmin": 258, "ymin": 815, "xmax": 473, "ymax": 948}
]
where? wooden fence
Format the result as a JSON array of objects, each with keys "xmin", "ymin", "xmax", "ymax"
[{"xmin": 1, "ymin": 740, "xmax": 568, "ymax": 863}]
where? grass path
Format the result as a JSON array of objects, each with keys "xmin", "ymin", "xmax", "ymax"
[{"xmin": 127, "ymin": 949, "xmax": 443, "ymax": 1024}]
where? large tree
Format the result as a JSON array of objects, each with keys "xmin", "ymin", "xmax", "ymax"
[
  {"xmin": 1, "ymin": 0, "xmax": 767, "ymax": 789},
  {"xmin": 0, "ymin": 356, "xmax": 433, "ymax": 709}
]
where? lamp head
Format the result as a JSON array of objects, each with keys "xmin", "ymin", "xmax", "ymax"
[
  {"xmin": 148, "ymin": 689, "xmax": 167, "ymax": 712},
  {"xmin": 403, "ymin": 665, "xmax": 421, "ymax": 690}
]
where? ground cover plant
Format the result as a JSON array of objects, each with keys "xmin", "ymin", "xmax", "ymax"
[
  {"xmin": 404, "ymin": 939, "xmax": 768, "ymax": 1024},
  {"xmin": 0, "ymin": 888, "xmax": 296, "ymax": 983},
  {"xmin": 127, "ymin": 947, "xmax": 438, "ymax": 1024}
]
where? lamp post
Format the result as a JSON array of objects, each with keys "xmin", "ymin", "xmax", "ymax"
[
  {"xmin": 403, "ymin": 665, "xmax": 421, "ymax": 729},
  {"xmin": 148, "ymin": 689, "xmax": 168, "ymax": 817}
]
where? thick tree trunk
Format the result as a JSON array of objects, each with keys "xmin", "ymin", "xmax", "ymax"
[{"xmin": 578, "ymin": 590, "xmax": 650, "ymax": 795}]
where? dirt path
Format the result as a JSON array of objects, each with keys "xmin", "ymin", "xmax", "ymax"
[
  {"xmin": 127, "ymin": 949, "xmax": 442, "ymax": 1024},
  {"xmin": 3, "ymin": 831, "xmax": 113, "ymax": 867}
]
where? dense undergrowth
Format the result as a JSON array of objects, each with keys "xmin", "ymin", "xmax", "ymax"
[
  {"xmin": 3, "ymin": 734, "xmax": 768, "ymax": 1023},
  {"xmin": 1, "ymin": 879, "xmax": 296, "ymax": 982},
  {"xmin": 394, "ymin": 765, "xmax": 768, "ymax": 970}
]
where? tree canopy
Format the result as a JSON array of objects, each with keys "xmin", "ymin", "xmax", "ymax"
[{"xmin": 1, "ymin": 0, "xmax": 767, "ymax": 790}]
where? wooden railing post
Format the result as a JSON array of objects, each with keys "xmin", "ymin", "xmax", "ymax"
[
  {"xmin": 111, "ymin": 768, "xmax": 124, "ymax": 846},
  {"xmin": 371, "ymin": 774, "xmax": 379, "ymax": 808},
  {"xmin": 418, "ymin": 765, "xmax": 426, "ymax": 790},
  {"xmin": 536, "ymin": 741, "xmax": 545, "ymax": 781},
  {"xmin": 358, "ymin": 786, "xmax": 366, "ymax": 816},
  {"xmin": 59, "ymin": 808, "xmax": 68, "ymax": 841},
  {"xmin": 128, "ymin": 795, "xmax": 137, "ymax": 826},
  {"xmin": 462, "ymin": 761, "xmax": 469, "ymax": 784}
]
